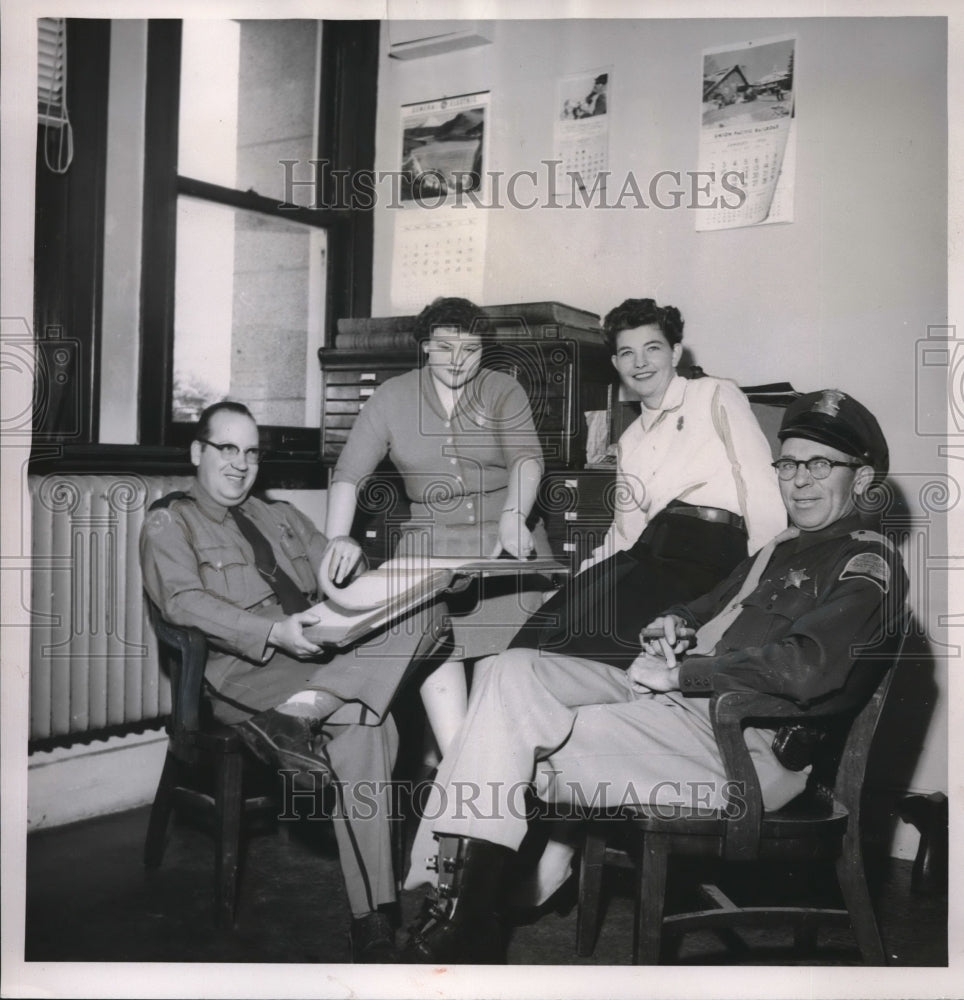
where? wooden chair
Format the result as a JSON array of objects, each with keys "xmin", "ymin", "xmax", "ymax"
[
  {"xmin": 143, "ymin": 601, "xmax": 277, "ymax": 926},
  {"xmin": 576, "ymin": 623, "xmax": 908, "ymax": 965},
  {"xmin": 143, "ymin": 597, "xmax": 450, "ymax": 926}
]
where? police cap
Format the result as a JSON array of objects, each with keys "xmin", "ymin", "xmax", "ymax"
[{"xmin": 778, "ymin": 389, "xmax": 889, "ymax": 476}]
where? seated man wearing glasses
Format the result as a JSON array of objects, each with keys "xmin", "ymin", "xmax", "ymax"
[
  {"xmin": 140, "ymin": 401, "xmax": 430, "ymax": 962},
  {"xmin": 401, "ymin": 389, "xmax": 907, "ymax": 964}
]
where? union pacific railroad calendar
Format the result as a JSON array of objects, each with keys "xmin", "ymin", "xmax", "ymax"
[{"xmin": 696, "ymin": 34, "xmax": 797, "ymax": 231}]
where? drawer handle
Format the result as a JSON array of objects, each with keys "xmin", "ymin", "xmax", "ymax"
[
  {"xmin": 360, "ymin": 372, "xmax": 377, "ymax": 381},
  {"xmin": 564, "ymin": 511, "xmax": 578, "ymax": 521},
  {"xmin": 563, "ymin": 542, "xmax": 576, "ymax": 552},
  {"xmin": 365, "ymin": 530, "xmax": 377, "ymax": 538},
  {"xmin": 564, "ymin": 479, "xmax": 577, "ymax": 488},
  {"xmin": 360, "ymin": 387, "xmax": 375, "ymax": 397}
]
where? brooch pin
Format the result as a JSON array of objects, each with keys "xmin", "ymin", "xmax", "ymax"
[{"xmin": 677, "ymin": 416, "xmax": 684, "ymax": 431}]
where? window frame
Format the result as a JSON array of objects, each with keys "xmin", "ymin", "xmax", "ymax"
[
  {"xmin": 32, "ymin": 18, "xmax": 110, "ymax": 448},
  {"xmin": 139, "ymin": 19, "xmax": 377, "ymax": 475}
]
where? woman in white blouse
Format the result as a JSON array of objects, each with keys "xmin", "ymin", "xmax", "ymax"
[
  {"xmin": 506, "ymin": 297, "xmax": 786, "ymax": 908},
  {"xmin": 511, "ymin": 297, "xmax": 785, "ymax": 666}
]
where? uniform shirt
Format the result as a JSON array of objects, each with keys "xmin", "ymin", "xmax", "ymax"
[
  {"xmin": 592, "ymin": 375, "xmax": 786, "ymax": 562},
  {"xmin": 331, "ymin": 366, "xmax": 545, "ymax": 550},
  {"xmin": 672, "ymin": 512, "xmax": 907, "ymax": 715},
  {"xmin": 140, "ymin": 483, "xmax": 327, "ymax": 663}
]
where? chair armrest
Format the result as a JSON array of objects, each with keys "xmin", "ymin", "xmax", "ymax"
[
  {"xmin": 710, "ymin": 690, "xmax": 818, "ymax": 861},
  {"xmin": 147, "ymin": 597, "xmax": 210, "ymax": 738}
]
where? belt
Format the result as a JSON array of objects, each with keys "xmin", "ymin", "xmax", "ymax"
[{"xmin": 664, "ymin": 504, "xmax": 745, "ymax": 533}]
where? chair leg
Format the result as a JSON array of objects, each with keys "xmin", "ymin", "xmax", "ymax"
[
  {"xmin": 391, "ymin": 780, "xmax": 406, "ymax": 894},
  {"xmin": 836, "ymin": 840, "xmax": 887, "ymax": 965},
  {"xmin": 143, "ymin": 749, "xmax": 179, "ymax": 868},
  {"xmin": 577, "ymin": 825, "xmax": 607, "ymax": 956},
  {"xmin": 634, "ymin": 836, "xmax": 668, "ymax": 965},
  {"xmin": 214, "ymin": 749, "xmax": 244, "ymax": 927}
]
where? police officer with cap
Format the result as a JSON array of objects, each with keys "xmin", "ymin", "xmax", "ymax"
[{"xmin": 400, "ymin": 388, "xmax": 907, "ymax": 965}]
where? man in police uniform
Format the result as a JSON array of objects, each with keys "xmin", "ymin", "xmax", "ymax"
[
  {"xmin": 401, "ymin": 389, "xmax": 907, "ymax": 964},
  {"xmin": 140, "ymin": 401, "xmax": 435, "ymax": 962}
]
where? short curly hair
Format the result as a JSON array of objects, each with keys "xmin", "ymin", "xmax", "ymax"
[
  {"xmin": 602, "ymin": 298, "xmax": 684, "ymax": 353},
  {"xmin": 412, "ymin": 297, "xmax": 489, "ymax": 344}
]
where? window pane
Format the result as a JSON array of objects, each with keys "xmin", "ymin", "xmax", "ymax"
[
  {"xmin": 172, "ymin": 196, "xmax": 326, "ymax": 427},
  {"xmin": 178, "ymin": 20, "xmax": 320, "ymax": 205}
]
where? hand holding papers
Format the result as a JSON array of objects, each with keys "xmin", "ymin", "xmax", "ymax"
[{"xmin": 304, "ymin": 553, "xmax": 568, "ymax": 648}]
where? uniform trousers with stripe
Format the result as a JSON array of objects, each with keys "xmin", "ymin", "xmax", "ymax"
[{"xmin": 405, "ymin": 648, "xmax": 807, "ymax": 889}]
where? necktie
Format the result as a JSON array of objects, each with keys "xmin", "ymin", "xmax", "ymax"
[
  {"xmin": 692, "ymin": 526, "xmax": 800, "ymax": 655},
  {"xmin": 230, "ymin": 506, "xmax": 311, "ymax": 615}
]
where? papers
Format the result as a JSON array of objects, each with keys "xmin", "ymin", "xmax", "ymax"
[
  {"xmin": 305, "ymin": 555, "xmax": 567, "ymax": 647},
  {"xmin": 303, "ymin": 567, "xmax": 454, "ymax": 647}
]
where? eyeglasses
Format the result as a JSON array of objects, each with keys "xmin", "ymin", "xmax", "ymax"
[
  {"xmin": 197, "ymin": 439, "xmax": 264, "ymax": 464},
  {"xmin": 771, "ymin": 457, "xmax": 862, "ymax": 481}
]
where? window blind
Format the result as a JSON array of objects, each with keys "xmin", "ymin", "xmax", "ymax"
[
  {"xmin": 38, "ymin": 17, "xmax": 68, "ymax": 126},
  {"xmin": 38, "ymin": 17, "xmax": 73, "ymax": 172}
]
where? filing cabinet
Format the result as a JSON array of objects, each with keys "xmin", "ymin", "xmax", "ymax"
[
  {"xmin": 319, "ymin": 347, "xmax": 419, "ymax": 461},
  {"xmin": 536, "ymin": 468, "xmax": 616, "ymax": 569},
  {"xmin": 319, "ymin": 336, "xmax": 611, "ymax": 469}
]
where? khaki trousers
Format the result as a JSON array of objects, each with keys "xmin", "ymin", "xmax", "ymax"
[{"xmin": 406, "ymin": 648, "xmax": 807, "ymax": 889}]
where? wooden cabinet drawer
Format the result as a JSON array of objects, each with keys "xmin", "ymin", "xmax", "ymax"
[
  {"xmin": 324, "ymin": 383, "xmax": 379, "ymax": 400},
  {"xmin": 325, "ymin": 369, "xmax": 383, "ymax": 385},
  {"xmin": 537, "ymin": 469, "xmax": 616, "ymax": 565}
]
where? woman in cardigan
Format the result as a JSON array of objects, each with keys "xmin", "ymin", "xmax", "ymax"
[{"xmin": 324, "ymin": 297, "xmax": 552, "ymax": 758}]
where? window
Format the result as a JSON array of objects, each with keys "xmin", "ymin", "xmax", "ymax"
[
  {"xmin": 141, "ymin": 20, "xmax": 377, "ymax": 466},
  {"xmin": 171, "ymin": 21, "xmax": 327, "ymax": 429}
]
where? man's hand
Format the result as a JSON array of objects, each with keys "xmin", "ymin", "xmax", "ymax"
[
  {"xmin": 323, "ymin": 536, "xmax": 363, "ymax": 585},
  {"xmin": 489, "ymin": 510, "xmax": 535, "ymax": 560},
  {"xmin": 267, "ymin": 612, "xmax": 322, "ymax": 658},
  {"xmin": 628, "ymin": 649, "xmax": 680, "ymax": 694},
  {"xmin": 641, "ymin": 614, "xmax": 694, "ymax": 655}
]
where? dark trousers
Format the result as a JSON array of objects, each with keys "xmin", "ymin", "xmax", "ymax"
[{"xmin": 508, "ymin": 508, "xmax": 748, "ymax": 666}]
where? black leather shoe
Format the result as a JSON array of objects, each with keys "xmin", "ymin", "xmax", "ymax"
[
  {"xmin": 235, "ymin": 709, "xmax": 329, "ymax": 790},
  {"xmin": 400, "ymin": 835, "xmax": 508, "ymax": 964},
  {"xmin": 350, "ymin": 911, "xmax": 397, "ymax": 963},
  {"xmin": 402, "ymin": 898, "xmax": 504, "ymax": 964}
]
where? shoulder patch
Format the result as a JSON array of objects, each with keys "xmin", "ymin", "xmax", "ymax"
[
  {"xmin": 840, "ymin": 552, "xmax": 890, "ymax": 593},
  {"xmin": 149, "ymin": 490, "xmax": 193, "ymax": 512},
  {"xmin": 144, "ymin": 508, "xmax": 174, "ymax": 534}
]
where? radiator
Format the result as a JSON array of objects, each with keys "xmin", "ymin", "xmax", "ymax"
[{"xmin": 29, "ymin": 472, "xmax": 194, "ymax": 745}]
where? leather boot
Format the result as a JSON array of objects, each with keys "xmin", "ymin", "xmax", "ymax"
[{"xmin": 402, "ymin": 835, "xmax": 509, "ymax": 964}]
